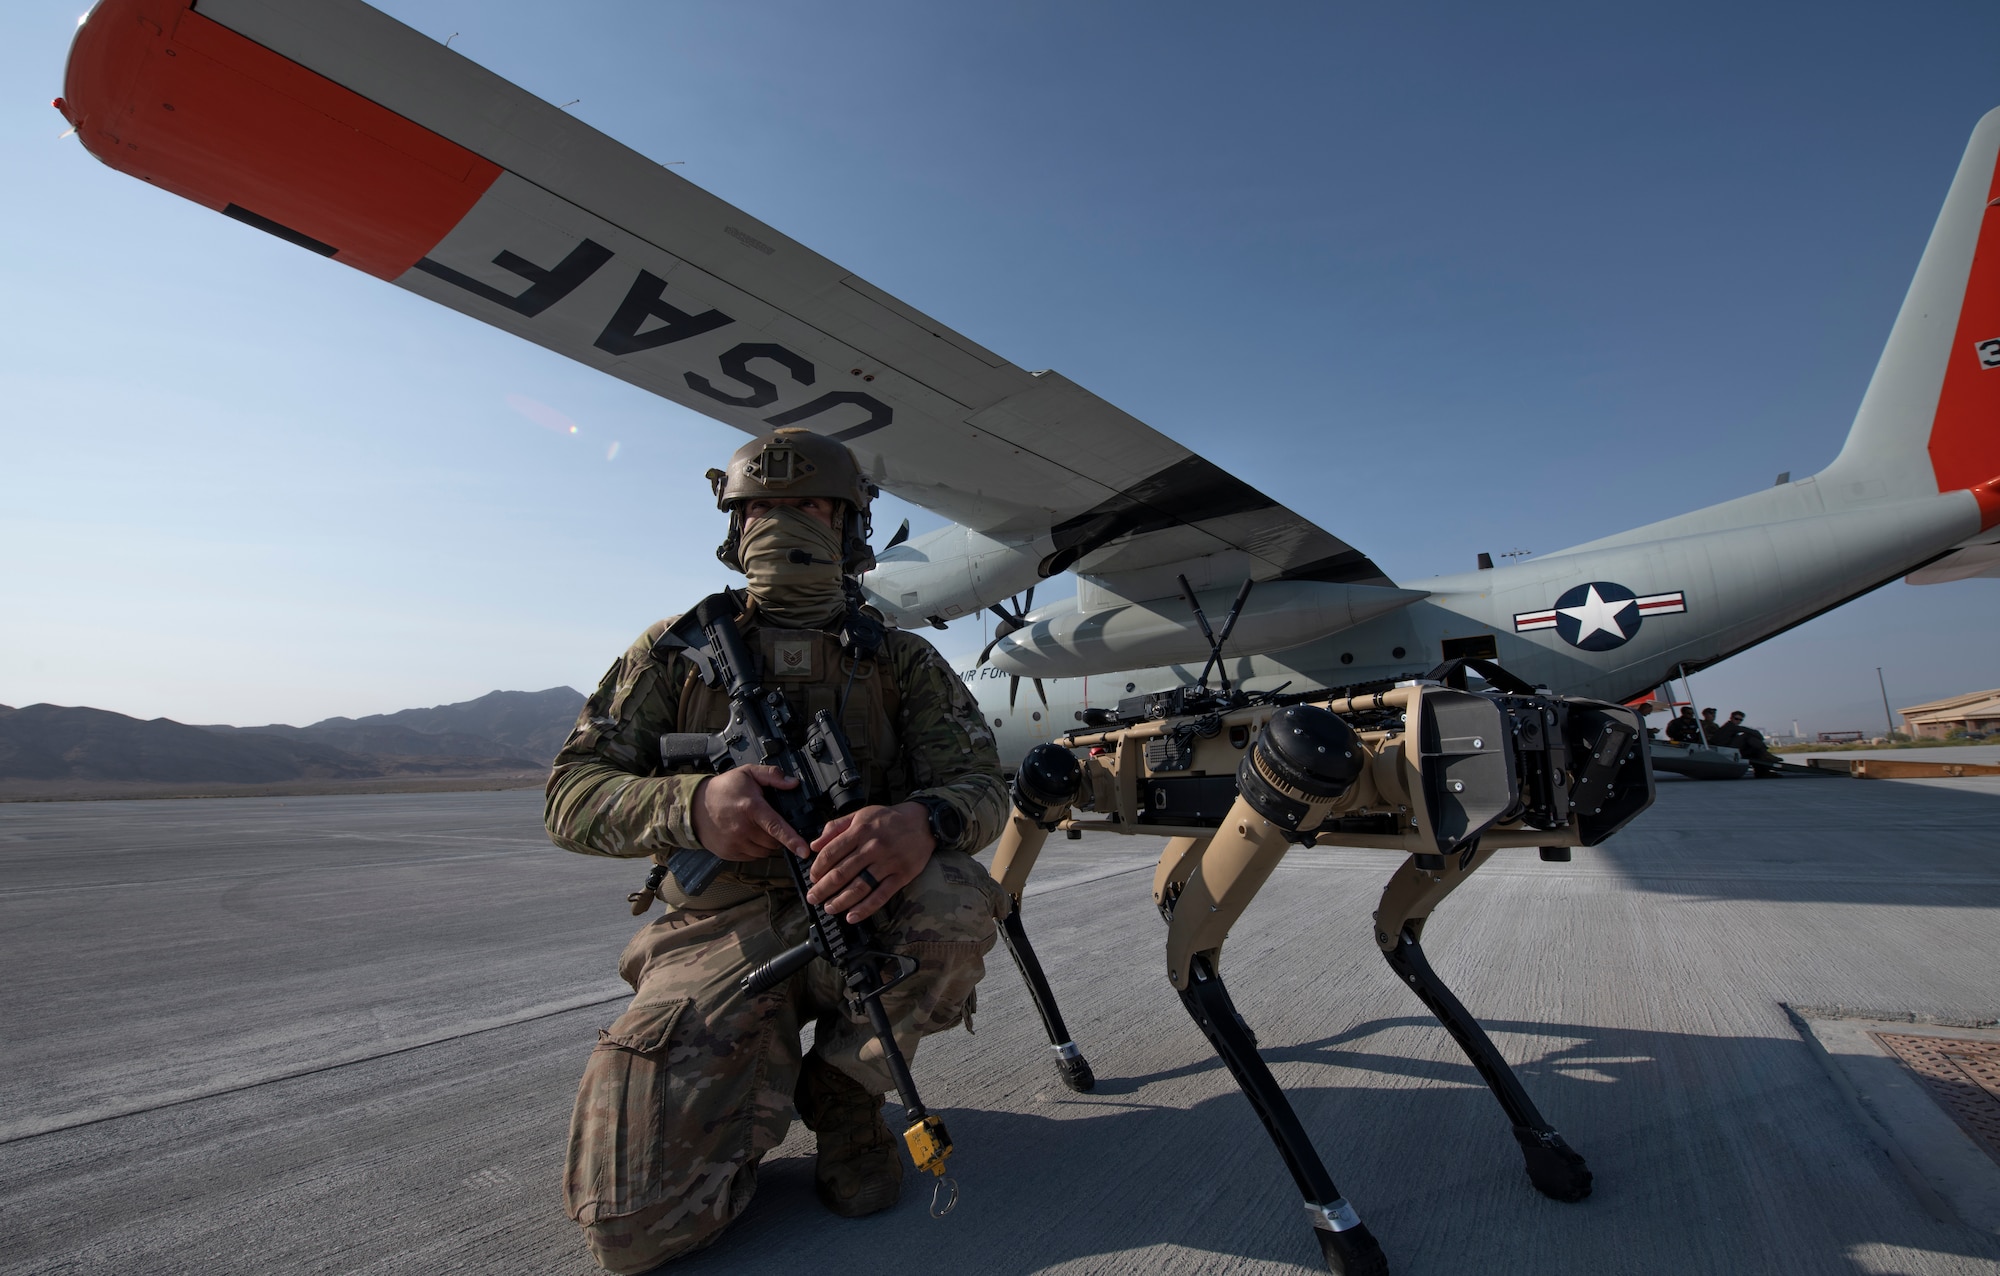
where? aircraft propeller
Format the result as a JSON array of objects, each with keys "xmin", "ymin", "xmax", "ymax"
[{"xmin": 977, "ymin": 587, "xmax": 1047, "ymax": 709}]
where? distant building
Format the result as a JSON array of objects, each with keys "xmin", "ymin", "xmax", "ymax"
[{"xmin": 1897, "ymin": 689, "xmax": 2000, "ymax": 739}]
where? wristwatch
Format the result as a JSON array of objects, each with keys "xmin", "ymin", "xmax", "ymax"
[{"xmin": 912, "ymin": 794, "xmax": 965, "ymax": 852}]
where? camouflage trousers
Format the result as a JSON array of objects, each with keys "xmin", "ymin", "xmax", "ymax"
[{"xmin": 564, "ymin": 850, "xmax": 1007, "ymax": 1274}]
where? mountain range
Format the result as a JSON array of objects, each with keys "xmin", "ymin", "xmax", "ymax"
[{"xmin": 0, "ymin": 688, "xmax": 585, "ymax": 789}]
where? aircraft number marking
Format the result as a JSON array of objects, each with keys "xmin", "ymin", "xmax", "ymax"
[
  {"xmin": 419, "ymin": 237, "xmax": 895, "ymax": 438},
  {"xmin": 1976, "ymin": 337, "xmax": 2000, "ymax": 369}
]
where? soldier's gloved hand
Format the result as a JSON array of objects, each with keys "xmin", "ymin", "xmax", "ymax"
[
  {"xmin": 691, "ymin": 765, "xmax": 813, "ymax": 861},
  {"xmin": 806, "ymin": 802, "xmax": 935, "ymax": 923}
]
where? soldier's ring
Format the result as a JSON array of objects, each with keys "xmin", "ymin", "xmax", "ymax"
[{"xmin": 859, "ymin": 868, "xmax": 881, "ymax": 889}]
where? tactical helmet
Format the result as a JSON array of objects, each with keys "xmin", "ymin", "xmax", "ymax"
[
  {"xmin": 708, "ymin": 428, "xmax": 880, "ymax": 573},
  {"xmin": 710, "ymin": 428, "xmax": 875, "ymax": 510}
]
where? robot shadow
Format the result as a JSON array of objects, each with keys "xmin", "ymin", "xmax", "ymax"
[{"xmin": 676, "ymin": 1014, "xmax": 2000, "ymax": 1275}]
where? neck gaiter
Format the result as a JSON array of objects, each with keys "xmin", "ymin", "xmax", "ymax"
[{"xmin": 738, "ymin": 505, "xmax": 848, "ymax": 627}]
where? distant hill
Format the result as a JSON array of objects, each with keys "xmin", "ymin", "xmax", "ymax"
[
  {"xmin": 0, "ymin": 704, "xmax": 379, "ymax": 784},
  {"xmin": 0, "ymin": 689, "xmax": 585, "ymax": 789},
  {"xmin": 291, "ymin": 688, "xmax": 585, "ymax": 759}
]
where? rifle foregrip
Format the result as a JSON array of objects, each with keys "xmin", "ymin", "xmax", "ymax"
[{"xmin": 741, "ymin": 940, "xmax": 817, "ymax": 996}]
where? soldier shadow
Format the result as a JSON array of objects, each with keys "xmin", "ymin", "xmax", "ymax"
[{"xmin": 670, "ymin": 1014, "xmax": 2000, "ymax": 1276}]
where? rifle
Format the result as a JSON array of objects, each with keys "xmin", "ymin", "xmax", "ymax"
[{"xmin": 654, "ymin": 592, "xmax": 957, "ymax": 1203}]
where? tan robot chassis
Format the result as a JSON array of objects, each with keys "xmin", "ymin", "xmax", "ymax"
[{"xmin": 985, "ymin": 654, "xmax": 1653, "ymax": 1276}]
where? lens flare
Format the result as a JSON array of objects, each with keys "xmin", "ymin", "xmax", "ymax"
[
  {"xmin": 606, "ymin": 441, "xmax": 621, "ymax": 461},
  {"xmin": 506, "ymin": 392, "xmax": 581, "ymax": 436}
]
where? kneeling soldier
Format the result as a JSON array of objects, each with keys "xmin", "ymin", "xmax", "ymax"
[{"xmin": 546, "ymin": 429, "xmax": 1008, "ymax": 1272}]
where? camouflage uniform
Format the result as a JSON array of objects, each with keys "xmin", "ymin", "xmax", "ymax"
[{"xmin": 547, "ymin": 604, "xmax": 1008, "ymax": 1273}]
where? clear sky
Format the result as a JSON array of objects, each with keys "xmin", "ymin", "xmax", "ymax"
[{"xmin": 4, "ymin": 0, "xmax": 1997, "ymax": 735}]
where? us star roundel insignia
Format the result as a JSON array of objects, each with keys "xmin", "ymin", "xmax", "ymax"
[{"xmin": 1513, "ymin": 582, "xmax": 1686, "ymax": 651}]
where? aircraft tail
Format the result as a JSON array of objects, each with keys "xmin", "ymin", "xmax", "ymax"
[{"xmin": 1827, "ymin": 105, "xmax": 2000, "ymax": 529}]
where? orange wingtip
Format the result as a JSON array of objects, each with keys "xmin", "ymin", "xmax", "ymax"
[{"xmin": 61, "ymin": 0, "xmax": 498, "ymax": 280}]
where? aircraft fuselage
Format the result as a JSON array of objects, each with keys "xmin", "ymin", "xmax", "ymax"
[{"xmin": 968, "ymin": 481, "xmax": 1984, "ymax": 767}]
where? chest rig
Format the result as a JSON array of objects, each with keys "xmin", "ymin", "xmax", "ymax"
[{"xmin": 674, "ymin": 620, "xmax": 909, "ymax": 807}]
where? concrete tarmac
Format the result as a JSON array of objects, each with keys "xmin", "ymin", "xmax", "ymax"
[{"xmin": 3, "ymin": 777, "xmax": 2000, "ymax": 1275}]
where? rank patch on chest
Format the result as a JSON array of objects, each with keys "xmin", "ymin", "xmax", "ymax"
[{"xmin": 771, "ymin": 637, "xmax": 814, "ymax": 678}]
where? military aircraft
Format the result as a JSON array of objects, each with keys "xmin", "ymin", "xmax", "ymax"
[{"xmin": 57, "ymin": 0, "xmax": 2000, "ymax": 770}]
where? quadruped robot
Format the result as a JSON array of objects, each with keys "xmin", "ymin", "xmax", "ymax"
[{"xmin": 985, "ymin": 582, "xmax": 1654, "ymax": 1275}]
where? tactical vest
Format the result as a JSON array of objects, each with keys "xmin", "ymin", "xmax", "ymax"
[
  {"xmin": 632, "ymin": 611, "xmax": 913, "ymax": 911},
  {"xmin": 674, "ymin": 623, "xmax": 910, "ymax": 807}
]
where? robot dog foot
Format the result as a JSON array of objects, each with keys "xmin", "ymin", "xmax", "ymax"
[{"xmin": 1512, "ymin": 1125, "xmax": 1593, "ymax": 1202}]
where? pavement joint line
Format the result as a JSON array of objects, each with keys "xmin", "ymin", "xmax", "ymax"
[
  {"xmin": 2, "ymin": 853, "xmax": 1151, "ymax": 1146},
  {"xmin": 0, "ymin": 989, "xmax": 632, "ymax": 1147},
  {"xmin": 0, "ymin": 849, "xmax": 558, "ymax": 898},
  {"xmin": 1021, "ymin": 861, "xmax": 1153, "ymax": 899}
]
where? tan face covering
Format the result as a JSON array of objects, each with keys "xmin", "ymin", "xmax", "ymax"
[{"xmin": 738, "ymin": 504, "xmax": 848, "ymax": 627}]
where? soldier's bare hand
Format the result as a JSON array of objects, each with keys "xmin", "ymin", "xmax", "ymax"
[
  {"xmin": 691, "ymin": 766, "xmax": 811, "ymax": 861},
  {"xmin": 806, "ymin": 802, "xmax": 934, "ymax": 922}
]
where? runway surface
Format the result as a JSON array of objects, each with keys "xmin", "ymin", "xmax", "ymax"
[{"xmin": 4, "ymin": 775, "xmax": 2000, "ymax": 1275}]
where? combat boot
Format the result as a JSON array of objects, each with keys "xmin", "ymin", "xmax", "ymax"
[{"xmin": 794, "ymin": 1053, "xmax": 903, "ymax": 1217}]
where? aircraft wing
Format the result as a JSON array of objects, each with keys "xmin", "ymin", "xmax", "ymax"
[{"xmin": 59, "ymin": 0, "xmax": 1391, "ymax": 591}]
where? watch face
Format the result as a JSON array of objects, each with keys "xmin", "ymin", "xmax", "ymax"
[{"xmin": 925, "ymin": 799, "xmax": 964, "ymax": 845}]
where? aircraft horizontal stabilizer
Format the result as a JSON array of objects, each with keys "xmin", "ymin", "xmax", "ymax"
[
  {"xmin": 988, "ymin": 580, "xmax": 1428, "ymax": 679},
  {"xmin": 1907, "ymin": 535, "xmax": 2000, "ymax": 584}
]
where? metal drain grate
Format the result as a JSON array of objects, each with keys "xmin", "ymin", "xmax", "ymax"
[{"xmin": 1872, "ymin": 1032, "xmax": 2000, "ymax": 1165}]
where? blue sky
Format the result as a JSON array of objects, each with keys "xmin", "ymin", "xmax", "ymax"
[{"xmin": 4, "ymin": 0, "xmax": 1997, "ymax": 734}]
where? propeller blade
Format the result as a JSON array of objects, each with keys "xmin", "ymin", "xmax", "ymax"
[
  {"xmin": 1008, "ymin": 676, "xmax": 1021, "ymax": 709},
  {"xmin": 884, "ymin": 518, "xmax": 911, "ymax": 550},
  {"xmin": 987, "ymin": 603, "xmax": 1018, "ymax": 625},
  {"xmin": 1033, "ymin": 678, "xmax": 1048, "ymax": 708},
  {"xmin": 1021, "ymin": 585, "xmax": 1035, "ymax": 615},
  {"xmin": 977, "ymin": 636, "xmax": 1000, "ymax": 667}
]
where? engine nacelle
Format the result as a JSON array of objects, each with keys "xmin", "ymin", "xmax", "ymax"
[
  {"xmin": 987, "ymin": 579, "xmax": 1428, "ymax": 678},
  {"xmin": 859, "ymin": 523, "xmax": 1053, "ymax": 629}
]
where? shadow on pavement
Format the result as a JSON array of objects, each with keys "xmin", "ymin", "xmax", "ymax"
[
  {"xmin": 671, "ymin": 1016, "xmax": 2000, "ymax": 1276},
  {"xmin": 1597, "ymin": 778, "xmax": 2000, "ymax": 906}
]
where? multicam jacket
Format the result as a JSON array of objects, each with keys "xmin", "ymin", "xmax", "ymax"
[{"xmin": 545, "ymin": 602, "xmax": 1006, "ymax": 861}]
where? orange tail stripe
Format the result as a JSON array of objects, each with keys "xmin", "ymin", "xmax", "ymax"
[
  {"xmin": 62, "ymin": 0, "xmax": 499, "ymax": 281},
  {"xmin": 1930, "ymin": 158, "xmax": 2000, "ymax": 500},
  {"xmin": 1971, "ymin": 475, "xmax": 2000, "ymax": 531}
]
